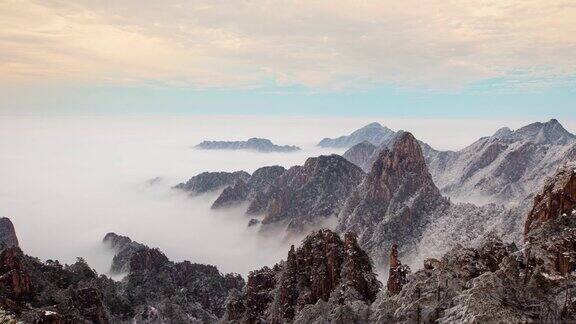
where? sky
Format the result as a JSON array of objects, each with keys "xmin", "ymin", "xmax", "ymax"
[{"xmin": 1, "ymin": 0, "xmax": 575, "ymax": 117}]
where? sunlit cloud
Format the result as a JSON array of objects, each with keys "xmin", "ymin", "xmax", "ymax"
[{"xmin": 1, "ymin": 0, "xmax": 575, "ymax": 90}]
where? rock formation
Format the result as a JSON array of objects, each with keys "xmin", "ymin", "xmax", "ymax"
[
  {"xmin": 102, "ymin": 232, "xmax": 146, "ymax": 273},
  {"xmin": 342, "ymin": 141, "xmax": 376, "ymax": 172},
  {"xmin": 211, "ymin": 165, "xmax": 286, "ymax": 209},
  {"xmin": 338, "ymin": 132, "xmax": 449, "ymax": 264},
  {"xmin": 174, "ymin": 171, "xmax": 250, "ymax": 195},
  {"xmin": 386, "ymin": 244, "xmax": 409, "ymax": 295},
  {"xmin": 0, "ymin": 218, "xmax": 19, "ymax": 249},
  {"xmin": 249, "ymin": 155, "xmax": 365, "ymax": 234},
  {"xmin": 317, "ymin": 122, "xmax": 395, "ymax": 148},
  {"xmin": 196, "ymin": 138, "xmax": 300, "ymax": 153},
  {"xmin": 222, "ymin": 229, "xmax": 381, "ymax": 323},
  {"xmin": 524, "ymin": 162, "xmax": 576, "ymax": 276}
]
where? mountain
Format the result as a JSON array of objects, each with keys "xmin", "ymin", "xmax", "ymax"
[
  {"xmin": 211, "ymin": 166, "xmax": 286, "ymax": 209},
  {"xmin": 317, "ymin": 122, "xmax": 396, "ymax": 148},
  {"xmin": 371, "ymin": 162, "xmax": 576, "ymax": 323},
  {"xmin": 222, "ymin": 229, "xmax": 380, "ymax": 323},
  {"xmin": 247, "ymin": 155, "xmax": 365, "ymax": 234},
  {"xmin": 428, "ymin": 119, "xmax": 576, "ymax": 204},
  {"xmin": 342, "ymin": 141, "xmax": 376, "ymax": 170},
  {"xmin": 174, "ymin": 171, "xmax": 250, "ymax": 196},
  {"xmin": 338, "ymin": 132, "xmax": 449, "ymax": 264},
  {"xmin": 195, "ymin": 138, "xmax": 300, "ymax": 153},
  {"xmin": 0, "ymin": 221, "xmax": 245, "ymax": 323}
]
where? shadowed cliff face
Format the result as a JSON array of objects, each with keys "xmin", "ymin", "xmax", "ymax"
[
  {"xmin": 248, "ymin": 155, "xmax": 365, "ymax": 234},
  {"xmin": 0, "ymin": 218, "xmax": 19, "ymax": 250},
  {"xmin": 223, "ymin": 229, "xmax": 381, "ymax": 323},
  {"xmin": 338, "ymin": 132, "xmax": 449, "ymax": 264}
]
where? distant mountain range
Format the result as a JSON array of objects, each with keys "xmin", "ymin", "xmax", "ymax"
[
  {"xmin": 195, "ymin": 137, "xmax": 300, "ymax": 153},
  {"xmin": 340, "ymin": 119, "xmax": 576, "ymax": 205}
]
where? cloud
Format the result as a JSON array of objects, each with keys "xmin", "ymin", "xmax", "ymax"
[{"xmin": 1, "ymin": 0, "xmax": 575, "ymax": 90}]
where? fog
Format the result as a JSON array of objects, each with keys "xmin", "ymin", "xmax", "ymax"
[{"xmin": 0, "ymin": 116, "xmax": 574, "ymax": 277}]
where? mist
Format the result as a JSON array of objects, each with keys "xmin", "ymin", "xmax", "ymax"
[{"xmin": 1, "ymin": 115, "xmax": 574, "ymax": 277}]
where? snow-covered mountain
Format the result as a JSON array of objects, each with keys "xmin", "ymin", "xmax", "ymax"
[
  {"xmin": 317, "ymin": 122, "xmax": 396, "ymax": 148},
  {"xmin": 429, "ymin": 119, "xmax": 576, "ymax": 204}
]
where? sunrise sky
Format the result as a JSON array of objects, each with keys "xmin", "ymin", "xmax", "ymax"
[{"xmin": 1, "ymin": 0, "xmax": 575, "ymax": 116}]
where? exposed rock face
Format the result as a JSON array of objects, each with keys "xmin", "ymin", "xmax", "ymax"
[
  {"xmin": 174, "ymin": 171, "xmax": 250, "ymax": 195},
  {"xmin": 0, "ymin": 247, "xmax": 32, "ymax": 299},
  {"xmin": 317, "ymin": 122, "xmax": 395, "ymax": 148},
  {"xmin": 386, "ymin": 244, "xmax": 409, "ymax": 295},
  {"xmin": 250, "ymin": 155, "xmax": 365, "ymax": 234},
  {"xmin": 212, "ymin": 179, "xmax": 250, "ymax": 209},
  {"xmin": 342, "ymin": 141, "xmax": 376, "ymax": 172},
  {"xmin": 102, "ymin": 232, "xmax": 146, "ymax": 273},
  {"xmin": 0, "ymin": 218, "xmax": 19, "ymax": 249},
  {"xmin": 211, "ymin": 166, "xmax": 286, "ymax": 209},
  {"xmin": 222, "ymin": 229, "xmax": 381, "ymax": 323},
  {"xmin": 338, "ymin": 132, "xmax": 449, "ymax": 265},
  {"xmin": 524, "ymin": 163, "xmax": 576, "ymax": 276},
  {"xmin": 428, "ymin": 119, "xmax": 576, "ymax": 205},
  {"xmin": 524, "ymin": 163, "xmax": 576, "ymax": 235},
  {"xmin": 196, "ymin": 138, "xmax": 300, "ymax": 153}
]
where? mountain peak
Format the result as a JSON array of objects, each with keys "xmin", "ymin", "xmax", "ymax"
[
  {"xmin": 318, "ymin": 122, "xmax": 395, "ymax": 148},
  {"xmin": 512, "ymin": 119, "xmax": 575, "ymax": 145}
]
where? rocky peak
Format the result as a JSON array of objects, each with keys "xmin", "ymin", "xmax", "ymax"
[
  {"xmin": 0, "ymin": 217, "xmax": 19, "ymax": 249},
  {"xmin": 386, "ymin": 244, "xmax": 409, "ymax": 295},
  {"xmin": 211, "ymin": 165, "xmax": 286, "ymax": 209},
  {"xmin": 174, "ymin": 171, "xmax": 250, "ymax": 196},
  {"xmin": 102, "ymin": 232, "xmax": 146, "ymax": 273},
  {"xmin": 223, "ymin": 229, "xmax": 380, "ymax": 323},
  {"xmin": 318, "ymin": 122, "xmax": 396, "ymax": 148},
  {"xmin": 338, "ymin": 131, "xmax": 448, "ymax": 265},
  {"xmin": 256, "ymin": 154, "xmax": 365, "ymax": 234},
  {"xmin": 513, "ymin": 118, "xmax": 575, "ymax": 145}
]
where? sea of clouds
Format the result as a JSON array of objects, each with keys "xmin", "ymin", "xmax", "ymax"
[{"xmin": 0, "ymin": 115, "xmax": 573, "ymax": 277}]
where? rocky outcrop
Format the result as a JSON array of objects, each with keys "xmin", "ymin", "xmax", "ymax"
[
  {"xmin": 249, "ymin": 155, "xmax": 365, "ymax": 234},
  {"xmin": 211, "ymin": 166, "xmax": 286, "ymax": 209},
  {"xmin": 524, "ymin": 163, "xmax": 576, "ymax": 276},
  {"xmin": 317, "ymin": 122, "xmax": 395, "ymax": 148},
  {"xmin": 0, "ymin": 218, "xmax": 18, "ymax": 249},
  {"xmin": 102, "ymin": 232, "xmax": 146, "ymax": 273},
  {"xmin": 386, "ymin": 244, "xmax": 409, "ymax": 295},
  {"xmin": 102, "ymin": 233, "xmax": 245, "ymax": 322},
  {"xmin": 524, "ymin": 163, "xmax": 576, "ymax": 235},
  {"xmin": 222, "ymin": 229, "xmax": 381, "ymax": 323},
  {"xmin": 196, "ymin": 138, "xmax": 300, "ymax": 153},
  {"xmin": 342, "ymin": 141, "xmax": 376, "ymax": 172},
  {"xmin": 338, "ymin": 132, "xmax": 449, "ymax": 265},
  {"xmin": 174, "ymin": 171, "xmax": 250, "ymax": 195}
]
